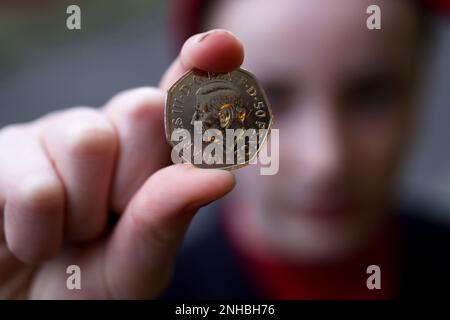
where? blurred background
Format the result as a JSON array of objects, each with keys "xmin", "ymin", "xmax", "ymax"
[{"xmin": 0, "ymin": 0, "xmax": 449, "ymax": 234}]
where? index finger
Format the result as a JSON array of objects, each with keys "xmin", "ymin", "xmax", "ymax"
[{"xmin": 159, "ymin": 29, "xmax": 244, "ymax": 91}]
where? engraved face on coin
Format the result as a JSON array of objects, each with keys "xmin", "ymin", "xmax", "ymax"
[{"xmin": 165, "ymin": 68, "xmax": 273, "ymax": 170}]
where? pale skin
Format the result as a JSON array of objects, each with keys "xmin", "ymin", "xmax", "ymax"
[
  {"xmin": 0, "ymin": 30, "xmax": 244, "ymax": 299},
  {"xmin": 209, "ymin": 0, "xmax": 423, "ymax": 262}
]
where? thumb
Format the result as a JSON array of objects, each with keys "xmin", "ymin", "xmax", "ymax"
[{"xmin": 103, "ymin": 163, "xmax": 235, "ymax": 299}]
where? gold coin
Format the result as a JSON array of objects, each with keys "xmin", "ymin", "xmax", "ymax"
[{"xmin": 165, "ymin": 68, "xmax": 273, "ymax": 170}]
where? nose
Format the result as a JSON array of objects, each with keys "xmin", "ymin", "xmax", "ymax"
[{"xmin": 283, "ymin": 99, "xmax": 344, "ymax": 180}]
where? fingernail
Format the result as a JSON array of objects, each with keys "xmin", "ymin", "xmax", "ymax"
[
  {"xmin": 194, "ymin": 31, "xmax": 211, "ymax": 43},
  {"xmin": 193, "ymin": 29, "xmax": 235, "ymax": 43}
]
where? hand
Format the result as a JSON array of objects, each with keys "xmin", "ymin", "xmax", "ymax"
[{"xmin": 0, "ymin": 29, "xmax": 244, "ymax": 299}]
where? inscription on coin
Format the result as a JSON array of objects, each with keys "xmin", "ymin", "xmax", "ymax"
[{"xmin": 165, "ymin": 68, "xmax": 273, "ymax": 170}]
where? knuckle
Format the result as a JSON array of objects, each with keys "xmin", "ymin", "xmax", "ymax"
[
  {"xmin": 8, "ymin": 240, "xmax": 59, "ymax": 264},
  {"xmin": 64, "ymin": 108, "xmax": 118, "ymax": 157},
  {"xmin": 5, "ymin": 176, "xmax": 64, "ymax": 263},
  {"xmin": 12, "ymin": 175, "xmax": 64, "ymax": 213},
  {"xmin": 106, "ymin": 87, "xmax": 164, "ymax": 123}
]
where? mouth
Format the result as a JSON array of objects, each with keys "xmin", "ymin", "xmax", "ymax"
[
  {"xmin": 281, "ymin": 193, "xmax": 357, "ymax": 223},
  {"xmin": 302, "ymin": 200, "xmax": 352, "ymax": 218}
]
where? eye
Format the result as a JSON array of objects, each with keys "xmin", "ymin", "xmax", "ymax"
[
  {"xmin": 263, "ymin": 81, "xmax": 296, "ymax": 115},
  {"xmin": 345, "ymin": 73, "xmax": 402, "ymax": 115}
]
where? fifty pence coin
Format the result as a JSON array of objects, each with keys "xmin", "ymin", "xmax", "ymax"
[{"xmin": 165, "ymin": 68, "xmax": 273, "ymax": 170}]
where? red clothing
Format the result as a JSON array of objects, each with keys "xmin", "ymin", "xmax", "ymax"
[{"xmin": 221, "ymin": 209, "xmax": 398, "ymax": 300}]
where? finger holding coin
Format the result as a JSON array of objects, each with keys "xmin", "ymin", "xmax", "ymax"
[
  {"xmin": 97, "ymin": 30, "xmax": 245, "ymax": 212},
  {"xmin": 160, "ymin": 29, "xmax": 245, "ymax": 91}
]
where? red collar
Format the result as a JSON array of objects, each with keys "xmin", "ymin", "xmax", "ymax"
[{"xmin": 221, "ymin": 207, "xmax": 398, "ymax": 300}]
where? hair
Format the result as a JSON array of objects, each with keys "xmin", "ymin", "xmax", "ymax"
[
  {"xmin": 412, "ymin": 0, "xmax": 434, "ymax": 47},
  {"xmin": 195, "ymin": 80, "xmax": 245, "ymax": 120}
]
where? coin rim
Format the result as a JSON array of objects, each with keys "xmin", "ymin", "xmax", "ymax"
[{"xmin": 164, "ymin": 67, "xmax": 274, "ymax": 170}]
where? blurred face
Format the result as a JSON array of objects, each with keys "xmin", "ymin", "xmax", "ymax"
[{"xmin": 208, "ymin": 0, "xmax": 423, "ymax": 261}]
